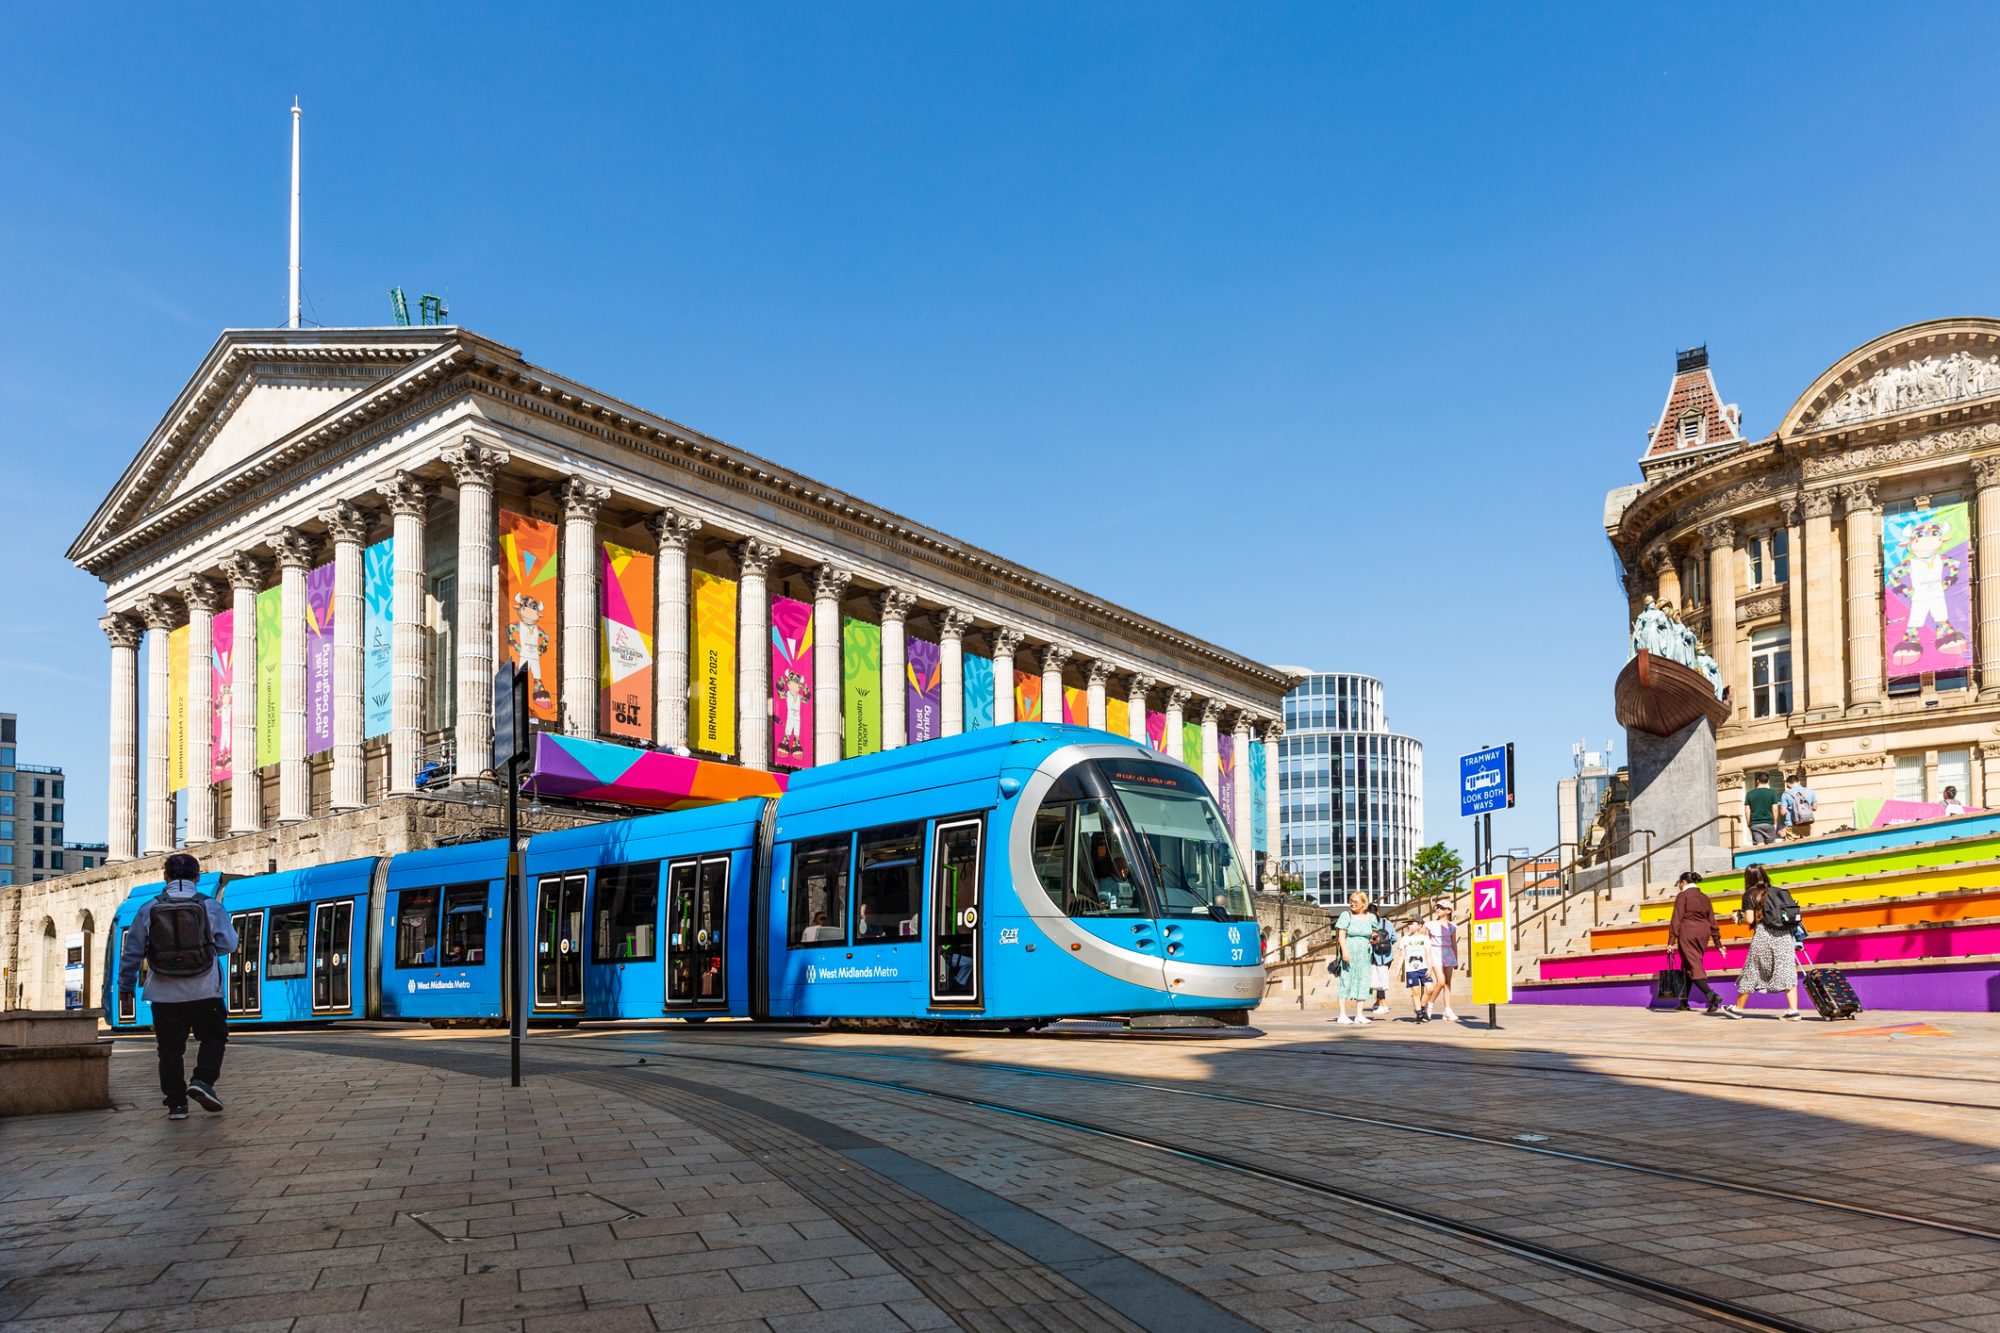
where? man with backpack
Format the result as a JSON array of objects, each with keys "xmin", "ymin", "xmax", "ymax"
[
  {"xmin": 117, "ymin": 853, "xmax": 237, "ymax": 1120},
  {"xmin": 1783, "ymin": 773, "xmax": 1818, "ymax": 841}
]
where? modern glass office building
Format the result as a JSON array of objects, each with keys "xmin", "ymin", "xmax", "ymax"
[{"xmin": 1276, "ymin": 673, "xmax": 1424, "ymax": 907}]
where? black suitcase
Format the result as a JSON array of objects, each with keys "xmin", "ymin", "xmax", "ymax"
[{"xmin": 1798, "ymin": 947, "xmax": 1861, "ymax": 1020}]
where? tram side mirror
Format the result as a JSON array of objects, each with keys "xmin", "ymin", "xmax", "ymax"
[{"xmin": 999, "ymin": 777, "xmax": 1021, "ymax": 799}]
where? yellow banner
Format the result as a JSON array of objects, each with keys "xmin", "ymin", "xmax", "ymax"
[
  {"xmin": 168, "ymin": 624, "xmax": 190, "ymax": 792},
  {"xmin": 1468, "ymin": 873, "xmax": 1512, "ymax": 1005},
  {"xmin": 691, "ymin": 570, "xmax": 737, "ymax": 756},
  {"xmin": 1105, "ymin": 696, "xmax": 1129, "ymax": 739}
]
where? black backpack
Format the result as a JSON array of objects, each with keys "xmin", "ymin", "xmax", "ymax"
[
  {"xmin": 147, "ymin": 896, "xmax": 217, "ymax": 977},
  {"xmin": 1761, "ymin": 886, "xmax": 1802, "ymax": 934}
]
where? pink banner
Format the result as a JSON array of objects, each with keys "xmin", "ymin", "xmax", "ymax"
[
  {"xmin": 211, "ymin": 608, "xmax": 234, "ymax": 782},
  {"xmin": 306, "ymin": 561, "xmax": 335, "ymax": 754},
  {"xmin": 1062, "ymin": 685, "xmax": 1088, "ymax": 726},
  {"xmin": 770, "ymin": 596, "xmax": 814, "ymax": 769},
  {"xmin": 1217, "ymin": 731, "xmax": 1236, "ymax": 818},
  {"xmin": 1146, "ymin": 711, "xmax": 1168, "ymax": 753}
]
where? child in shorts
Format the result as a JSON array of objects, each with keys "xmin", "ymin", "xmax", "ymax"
[{"xmin": 1399, "ymin": 919, "xmax": 1434, "ymax": 1023}]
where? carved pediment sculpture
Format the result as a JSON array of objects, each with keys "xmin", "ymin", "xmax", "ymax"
[{"xmin": 1818, "ymin": 350, "xmax": 2000, "ymax": 428}]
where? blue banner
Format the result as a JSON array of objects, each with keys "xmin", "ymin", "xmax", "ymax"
[
  {"xmin": 1249, "ymin": 739, "xmax": 1268, "ymax": 852},
  {"xmin": 963, "ymin": 653, "xmax": 994, "ymax": 730},
  {"xmin": 363, "ymin": 537, "xmax": 394, "ymax": 738}
]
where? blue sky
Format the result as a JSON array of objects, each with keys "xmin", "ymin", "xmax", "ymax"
[{"xmin": 4, "ymin": 5, "xmax": 1999, "ymax": 857}]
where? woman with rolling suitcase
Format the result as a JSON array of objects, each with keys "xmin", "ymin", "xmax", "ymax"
[{"xmin": 1721, "ymin": 865, "xmax": 1802, "ymax": 1020}]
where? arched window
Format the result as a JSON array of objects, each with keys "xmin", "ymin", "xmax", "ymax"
[
  {"xmin": 39, "ymin": 918, "xmax": 59, "ymax": 1010},
  {"xmin": 78, "ymin": 911, "xmax": 96, "ymax": 1013},
  {"xmin": 1677, "ymin": 410, "xmax": 1704, "ymax": 448}
]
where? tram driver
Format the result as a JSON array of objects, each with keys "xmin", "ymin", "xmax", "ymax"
[{"xmin": 1089, "ymin": 835, "xmax": 1136, "ymax": 912}]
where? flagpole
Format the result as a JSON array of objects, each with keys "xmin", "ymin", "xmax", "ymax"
[{"xmin": 288, "ymin": 99, "xmax": 302, "ymax": 329}]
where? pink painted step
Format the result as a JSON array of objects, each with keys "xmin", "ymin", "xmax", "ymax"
[{"xmin": 1538, "ymin": 920, "xmax": 2000, "ymax": 982}]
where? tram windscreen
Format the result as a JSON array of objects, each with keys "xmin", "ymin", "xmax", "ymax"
[{"xmin": 1098, "ymin": 760, "xmax": 1254, "ymax": 921}]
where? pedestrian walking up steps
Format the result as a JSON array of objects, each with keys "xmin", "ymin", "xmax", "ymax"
[{"xmin": 1514, "ymin": 811, "xmax": 2000, "ymax": 1013}]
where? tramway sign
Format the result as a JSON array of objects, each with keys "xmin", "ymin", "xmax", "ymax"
[{"xmin": 1459, "ymin": 745, "xmax": 1514, "ymax": 817}]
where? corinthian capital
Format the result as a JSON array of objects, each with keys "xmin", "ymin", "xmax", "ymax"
[
  {"xmin": 989, "ymin": 626, "xmax": 1025, "ymax": 658},
  {"xmin": 176, "ymin": 575, "xmax": 224, "ymax": 615},
  {"xmin": 1801, "ymin": 487, "xmax": 1838, "ymax": 519},
  {"xmin": 938, "ymin": 608, "xmax": 976, "ymax": 641},
  {"xmin": 811, "ymin": 563, "xmax": 853, "ymax": 601},
  {"xmin": 561, "ymin": 478, "xmax": 612, "ymax": 522},
  {"xmin": 873, "ymin": 587, "xmax": 919, "ymax": 622},
  {"xmin": 138, "ymin": 593, "xmax": 182, "ymax": 632},
  {"xmin": 100, "ymin": 613, "xmax": 144, "ymax": 651},
  {"xmin": 1127, "ymin": 673, "xmax": 1156, "ymax": 699},
  {"xmin": 1838, "ymin": 479, "xmax": 1878, "ymax": 514},
  {"xmin": 1698, "ymin": 518, "xmax": 1736, "ymax": 551},
  {"xmin": 318, "ymin": 500, "xmax": 374, "ymax": 546},
  {"xmin": 1974, "ymin": 454, "xmax": 2000, "ymax": 489},
  {"xmin": 269, "ymin": 526, "xmax": 320, "ymax": 570},
  {"xmin": 1165, "ymin": 686, "xmax": 1193, "ymax": 711},
  {"xmin": 644, "ymin": 508, "xmax": 703, "ymax": 552},
  {"xmin": 375, "ymin": 471, "xmax": 433, "ymax": 518},
  {"xmin": 1642, "ymin": 543, "xmax": 1677, "ymax": 577},
  {"xmin": 225, "ymin": 552, "xmax": 269, "ymax": 592},
  {"xmin": 1085, "ymin": 659, "xmax": 1113, "ymax": 687},
  {"xmin": 734, "ymin": 539, "xmax": 781, "ymax": 579},
  {"xmin": 1037, "ymin": 644, "xmax": 1073, "ymax": 675},
  {"xmin": 1199, "ymin": 699, "xmax": 1225, "ymax": 724},
  {"xmin": 1259, "ymin": 718, "xmax": 1285, "ymax": 743},
  {"xmin": 441, "ymin": 437, "xmax": 510, "ymax": 488}
]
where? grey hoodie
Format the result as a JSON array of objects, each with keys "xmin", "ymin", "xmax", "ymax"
[{"xmin": 118, "ymin": 881, "xmax": 238, "ymax": 1004}]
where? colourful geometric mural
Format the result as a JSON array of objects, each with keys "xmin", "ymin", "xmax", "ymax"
[{"xmin": 523, "ymin": 733, "xmax": 787, "ymax": 812}]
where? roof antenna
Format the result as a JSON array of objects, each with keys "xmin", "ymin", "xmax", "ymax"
[{"xmin": 288, "ymin": 98, "xmax": 302, "ymax": 329}]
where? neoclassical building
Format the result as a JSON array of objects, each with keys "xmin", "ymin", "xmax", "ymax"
[
  {"xmin": 2, "ymin": 324, "xmax": 1290, "ymax": 1010},
  {"xmin": 1606, "ymin": 318, "xmax": 2000, "ymax": 835}
]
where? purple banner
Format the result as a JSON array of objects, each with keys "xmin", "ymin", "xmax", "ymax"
[
  {"xmin": 1217, "ymin": 731, "xmax": 1236, "ymax": 822},
  {"xmin": 906, "ymin": 636, "xmax": 942, "ymax": 744},
  {"xmin": 770, "ymin": 595, "xmax": 814, "ymax": 770},
  {"xmin": 306, "ymin": 561, "xmax": 335, "ymax": 754}
]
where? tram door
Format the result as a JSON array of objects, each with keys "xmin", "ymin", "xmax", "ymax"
[
  {"xmin": 312, "ymin": 900, "xmax": 353, "ymax": 1012},
  {"xmin": 535, "ymin": 873, "xmax": 586, "ymax": 1009},
  {"xmin": 115, "ymin": 928, "xmax": 137, "ymax": 1023},
  {"xmin": 930, "ymin": 818, "xmax": 984, "ymax": 1007},
  {"xmin": 228, "ymin": 911, "xmax": 263, "ymax": 1014},
  {"xmin": 666, "ymin": 857, "xmax": 729, "ymax": 1006}
]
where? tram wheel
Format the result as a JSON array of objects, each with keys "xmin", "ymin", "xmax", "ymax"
[
  {"xmin": 681, "ymin": 1015, "xmax": 709, "ymax": 1024},
  {"xmin": 1004, "ymin": 1021, "xmax": 1033, "ymax": 1036}
]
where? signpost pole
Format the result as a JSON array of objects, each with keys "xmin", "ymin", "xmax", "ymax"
[{"xmin": 508, "ymin": 750, "xmax": 524, "ymax": 1087}]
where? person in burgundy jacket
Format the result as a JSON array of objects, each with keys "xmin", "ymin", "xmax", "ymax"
[{"xmin": 1667, "ymin": 871, "xmax": 1724, "ymax": 1014}]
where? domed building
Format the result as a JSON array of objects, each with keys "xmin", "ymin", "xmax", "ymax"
[{"xmin": 1606, "ymin": 318, "xmax": 2000, "ymax": 834}]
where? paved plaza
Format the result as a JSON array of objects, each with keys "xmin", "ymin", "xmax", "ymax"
[{"xmin": 4, "ymin": 1004, "xmax": 1999, "ymax": 1332}]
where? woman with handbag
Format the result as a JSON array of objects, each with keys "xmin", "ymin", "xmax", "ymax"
[
  {"xmin": 1332, "ymin": 892, "xmax": 1384, "ymax": 1025},
  {"xmin": 1666, "ymin": 871, "xmax": 1722, "ymax": 1014}
]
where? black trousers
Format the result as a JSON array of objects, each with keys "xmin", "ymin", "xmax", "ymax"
[
  {"xmin": 1679, "ymin": 964, "xmax": 1719, "ymax": 1004},
  {"xmin": 152, "ymin": 998, "xmax": 227, "ymax": 1107}
]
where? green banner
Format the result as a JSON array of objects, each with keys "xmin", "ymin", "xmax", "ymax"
[
  {"xmin": 255, "ymin": 584, "xmax": 282, "ymax": 769},
  {"xmin": 1182, "ymin": 720, "xmax": 1202, "ymax": 771},
  {"xmin": 842, "ymin": 616, "xmax": 881, "ymax": 758}
]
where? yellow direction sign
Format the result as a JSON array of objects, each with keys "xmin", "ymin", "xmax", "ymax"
[{"xmin": 1469, "ymin": 873, "xmax": 1512, "ymax": 1007}]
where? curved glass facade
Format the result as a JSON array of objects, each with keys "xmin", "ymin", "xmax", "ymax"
[{"xmin": 1277, "ymin": 673, "xmax": 1423, "ymax": 907}]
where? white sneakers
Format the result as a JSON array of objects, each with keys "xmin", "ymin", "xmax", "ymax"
[{"xmin": 1335, "ymin": 1014, "xmax": 1373, "ymax": 1025}]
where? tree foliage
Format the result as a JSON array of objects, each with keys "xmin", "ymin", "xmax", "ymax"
[{"xmin": 1404, "ymin": 842, "xmax": 1464, "ymax": 900}]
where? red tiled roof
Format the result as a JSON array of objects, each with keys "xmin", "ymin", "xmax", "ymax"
[{"xmin": 1643, "ymin": 363, "xmax": 1743, "ymax": 459}]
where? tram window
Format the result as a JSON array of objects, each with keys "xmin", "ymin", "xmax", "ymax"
[
  {"xmin": 855, "ymin": 823, "xmax": 922, "ymax": 942},
  {"xmin": 1068, "ymin": 801, "xmax": 1147, "ymax": 917},
  {"xmin": 266, "ymin": 904, "xmax": 310, "ymax": 978},
  {"xmin": 395, "ymin": 888, "xmax": 440, "ymax": 967},
  {"xmin": 789, "ymin": 835, "xmax": 851, "ymax": 946},
  {"xmin": 1032, "ymin": 804, "xmax": 1069, "ymax": 900},
  {"xmin": 594, "ymin": 862, "xmax": 660, "ymax": 962},
  {"xmin": 440, "ymin": 885, "xmax": 488, "ymax": 965}
]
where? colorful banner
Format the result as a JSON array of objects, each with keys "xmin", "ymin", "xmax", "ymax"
[
  {"xmin": 1106, "ymin": 696, "xmax": 1129, "ymax": 740},
  {"xmin": 1218, "ymin": 732, "xmax": 1236, "ymax": 822},
  {"xmin": 525, "ymin": 732, "xmax": 788, "ymax": 811},
  {"xmin": 842, "ymin": 616, "xmax": 881, "ymax": 757},
  {"xmin": 1884, "ymin": 501, "xmax": 1974, "ymax": 677},
  {"xmin": 1182, "ymin": 721, "xmax": 1202, "ymax": 770},
  {"xmin": 906, "ymin": 636, "xmax": 941, "ymax": 744},
  {"xmin": 691, "ymin": 570, "xmax": 737, "ymax": 756},
  {"xmin": 363, "ymin": 539, "xmax": 394, "ymax": 739},
  {"xmin": 211, "ymin": 609, "xmax": 233, "ymax": 783},
  {"xmin": 601, "ymin": 541, "xmax": 656, "ymax": 741},
  {"xmin": 770, "ymin": 595, "xmax": 814, "ymax": 768},
  {"xmin": 1062, "ymin": 685, "xmax": 1088, "ymax": 727},
  {"xmin": 963, "ymin": 654, "xmax": 994, "ymax": 731},
  {"xmin": 1249, "ymin": 738, "xmax": 1268, "ymax": 852},
  {"xmin": 1146, "ymin": 711, "xmax": 1168, "ymax": 753},
  {"xmin": 167, "ymin": 624, "xmax": 189, "ymax": 792},
  {"xmin": 305, "ymin": 561, "xmax": 335, "ymax": 754},
  {"xmin": 255, "ymin": 585, "xmax": 281, "ymax": 769},
  {"xmin": 1015, "ymin": 670, "xmax": 1043, "ymax": 722},
  {"xmin": 500, "ymin": 510, "xmax": 560, "ymax": 724}
]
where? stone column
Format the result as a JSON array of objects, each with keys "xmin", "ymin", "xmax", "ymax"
[
  {"xmin": 1085, "ymin": 661, "xmax": 1110, "ymax": 731},
  {"xmin": 140, "ymin": 594, "xmax": 179, "ymax": 854},
  {"xmin": 645, "ymin": 509, "xmax": 703, "ymax": 751},
  {"xmin": 1700, "ymin": 520, "xmax": 1738, "ymax": 722},
  {"xmin": 811, "ymin": 564, "xmax": 852, "ymax": 764},
  {"xmin": 1780, "ymin": 498, "xmax": 1804, "ymax": 712},
  {"xmin": 1230, "ymin": 712, "xmax": 1254, "ymax": 853},
  {"xmin": 1800, "ymin": 488, "xmax": 1844, "ymax": 717},
  {"xmin": 991, "ymin": 628, "xmax": 1023, "ymax": 726},
  {"xmin": 179, "ymin": 575, "xmax": 223, "ymax": 842},
  {"xmin": 1646, "ymin": 543, "xmax": 1681, "ymax": 612},
  {"xmin": 559, "ymin": 479, "xmax": 611, "ymax": 737},
  {"xmin": 876, "ymin": 588, "xmax": 918, "ymax": 749},
  {"xmin": 376, "ymin": 474, "xmax": 431, "ymax": 793},
  {"xmin": 321, "ymin": 501, "xmax": 371, "ymax": 812},
  {"xmin": 270, "ymin": 527, "xmax": 318, "ymax": 822},
  {"xmin": 1976, "ymin": 457, "xmax": 2000, "ymax": 696},
  {"xmin": 102, "ymin": 614, "xmax": 142, "ymax": 863},
  {"xmin": 735, "ymin": 540, "xmax": 780, "ymax": 768},
  {"xmin": 1163, "ymin": 687, "xmax": 1190, "ymax": 759},
  {"xmin": 225, "ymin": 555, "xmax": 265, "ymax": 834},
  {"xmin": 1199, "ymin": 700, "xmax": 1222, "ymax": 795},
  {"xmin": 1261, "ymin": 720, "xmax": 1283, "ymax": 886},
  {"xmin": 442, "ymin": 440, "xmax": 508, "ymax": 779},
  {"xmin": 1040, "ymin": 645, "xmax": 1072, "ymax": 725},
  {"xmin": 1127, "ymin": 675, "xmax": 1154, "ymax": 744},
  {"xmin": 939, "ymin": 609, "xmax": 975, "ymax": 737},
  {"xmin": 1842, "ymin": 481, "xmax": 1882, "ymax": 713}
]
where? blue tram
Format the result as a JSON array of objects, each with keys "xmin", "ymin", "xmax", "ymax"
[{"xmin": 104, "ymin": 724, "xmax": 1265, "ymax": 1031}]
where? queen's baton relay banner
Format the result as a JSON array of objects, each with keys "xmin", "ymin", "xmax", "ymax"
[
  {"xmin": 601, "ymin": 541, "xmax": 656, "ymax": 741},
  {"xmin": 255, "ymin": 585, "xmax": 281, "ymax": 768},
  {"xmin": 842, "ymin": 616, "xmax": 880, "ymax": 758},
  {"xmin": 211, "ymin": 609, "xmax": 233, "ymax": 783},
  {"xmin": 363, "ymin": 538, "xmax": 394, "ymax": 738},
  {"xmin": 1014, "ymin": 670, "xmax": 1042, "ymax": 722},
  {"xmin": 1883, "ymin": 500, "xmax": 1974, "ymax": 678},
  {"xmin": 906, "ymin": 636, "xmax": 941, "ymax": 744},
  {"xmin": 770, "ymin": 595, "xmax": 814, "ymax": 768},
  {"xmin": 963, "ymin": 654, "xmax": 994, "ymax": 730},
  {"xmin": 691, "ymin": 570, "xmax": 737, "ymax": 756},
  {"xmin": 1249, "ymin": 740, "xmax": 1268, "ymax": 851},
  {"xmin": 499, "ymin": 510, "xmax": 560, "ymax": 725},
  {"xmin": 167, "ymin": 624, "xmax": 189, "ymax": 792},
  {"xmin": 305, "ymin": 561, "xmax": 335, "ymax": 754}
]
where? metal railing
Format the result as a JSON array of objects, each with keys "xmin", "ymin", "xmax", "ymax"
[{"xmin": 1510, "ymin": 812, "xmax": 1744, "ymax": 956}]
